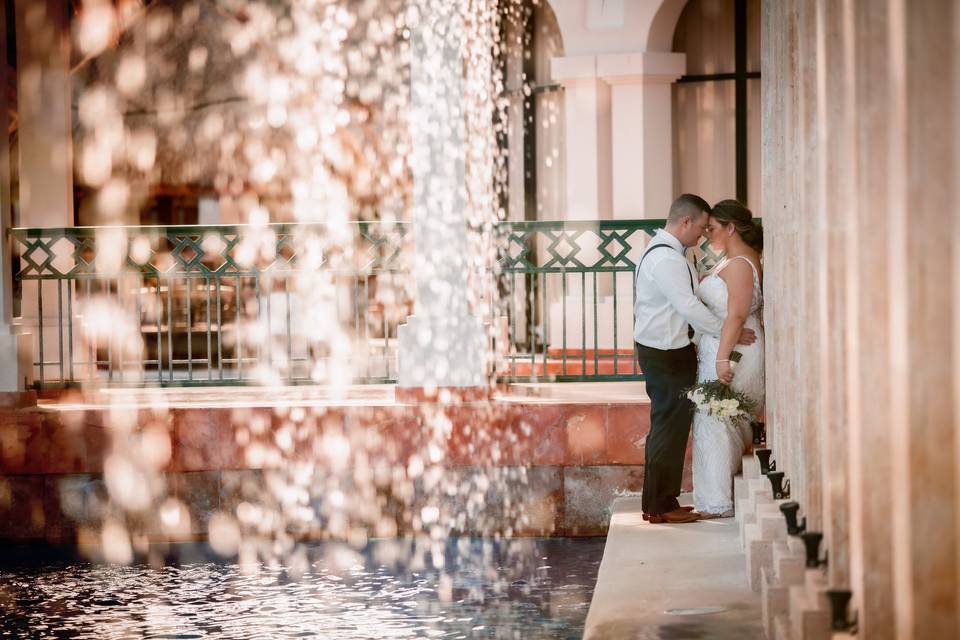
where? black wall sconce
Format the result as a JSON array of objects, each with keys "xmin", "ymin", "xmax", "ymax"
[
  {"xmin": 779, "ymin": 501, "xmax": 806, "ymax": 536},
  {"xmin": 825, "ymin": 589, "xmax": 857, "ymax": 632},
  {"xmin": 755, "ymin": 448, "xmax": 774, "ymax": 475},
  {"xmin": 800, "ymin": 531, "xmax": 828, "ymax": 569},
  {"xmin": 750, "ymin": 420, "xmax": 766, "ymax": 446},
  {"xmin": 767, "ymin": 471, "xmax": 790, "ymax": 499}
]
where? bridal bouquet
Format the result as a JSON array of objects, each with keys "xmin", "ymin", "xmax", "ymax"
[{"xmin": 683, "ymin": 352, "xmax": 756, "ymax": 423}]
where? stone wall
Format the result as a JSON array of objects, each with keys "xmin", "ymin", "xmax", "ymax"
[
  {"xmin": 761, "ymin": 0, "xmax": 959, "ymax": 636},
  {"xmin": 0, "ymin": 398, "xmax": 682, "ymax": 544}
]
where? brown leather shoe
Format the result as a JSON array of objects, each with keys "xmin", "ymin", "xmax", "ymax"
[
  {"xmin": 643, "ymin": 506, "xmax": 695, "ymax": 521},
  {"xmin": 648, "ymin": 508, "xmax": 701, "ymax": 524}
]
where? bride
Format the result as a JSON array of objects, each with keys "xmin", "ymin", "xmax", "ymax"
[{"xmin": 692, "ymin": 200, "xmax": 765, "ymax": 518}]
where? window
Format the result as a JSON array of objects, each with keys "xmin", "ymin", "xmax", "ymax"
[{"xmin": 672, "ymin": 0, "xmax": 761, "ymax": 208}]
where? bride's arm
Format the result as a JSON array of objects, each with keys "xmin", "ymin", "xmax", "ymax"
[{"xmin": 716, "ymin": 260, "xmax": 755, "ymax": 382}]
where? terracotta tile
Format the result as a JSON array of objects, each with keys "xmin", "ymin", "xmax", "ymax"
[
  {"xmin": 81, "ymin": 424, "xmax": 108, "ymax": 473},
  {"xmin": 441, "ymin": 407, "xmax": 476, "ymax": 465},
  {"xmin": 563, "ymin": 405, "xmax": 607, "ymax": 465},
  {"xmin": 170, "ymin": 408, "xmax": 212, "ymax": 471},
  {"xmin": 372, "ymin": 406, "xmax": 424, "ymax": 466},
  {"xmin": 605, "ymin": 404, "xmax": 650, "ymax": 465},
  {"xmin": 561, "ymin": 465, "xmax": 644, "ymax": 536},
  {"xmin": 443, "ymin": 404, "xmax": 515, "ymax": 466},
  {"xmin": 508, "ymin": 404, "xmax": 566, "ymax": 465},
  {"xmin": 19, "ymin": 414, "xmax": 87, "ymax": 475},
  {"xmin": 51, "ymin": 417, "xmax": 89, "ymax": 474},
  {"xmin": 0, "ymin": 418, "xmax": 30, "ymax": 474},
  {"xmin": 170, "ymin": 408, "xmax": 234, "ymax": 471}
]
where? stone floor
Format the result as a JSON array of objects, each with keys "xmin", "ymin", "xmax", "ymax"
[{"xmin": 584, "ymin": 496, "xmax": 764, "ymax": 640}]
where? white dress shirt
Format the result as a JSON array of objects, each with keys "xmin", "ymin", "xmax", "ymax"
[{"xmin": 633, "ymin": 229, "xmax": 723, "ymax": 350}]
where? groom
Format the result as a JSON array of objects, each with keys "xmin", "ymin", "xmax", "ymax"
[{"xmin": 634, "ymin": 194, "xmax": 755, "ymax": 524}]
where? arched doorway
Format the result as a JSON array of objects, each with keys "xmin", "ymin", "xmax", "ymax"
[
  {"xmin": 672, "ymin": 0, "xmax": 761, "ymax": 209},
  {"xmin": 501, "ymin": 0, "xmax": 564, "ymax": 221}
]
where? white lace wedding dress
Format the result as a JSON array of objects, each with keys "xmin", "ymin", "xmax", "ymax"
[{"xmin": 693, "ymin": 256, "xmax": 765, "ymax": 515}]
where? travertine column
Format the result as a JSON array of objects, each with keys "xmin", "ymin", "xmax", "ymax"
[
  {"xmin": 796, "ymin": 0, "xmax": 821, "ymax": 529},
  {"xmin": 14, "ymin": 0, "xmax": 74, "ymax": 385},
  {"xmin": 849, "ymin": 2, "xmax": 897, "ymax": 636},
  {"xmin": 551, "ymin": 55, "xmax": 612, "ymax": 220},
  {"xmin": 598, "ymin": 52, "xmax": 685, "ymax": 220},
  {"xmin": 14, "ymin": 0, "xmax": 73, "ymax": 227},
  {"xmin": 815, "ymin": 0, "xmax": 854, "ymax": 589},
  {"xmin": 761, "ymin": 0, "xmax": 784, "ymax": 462},
  {"xmin": 765, "ymin": 0, "xmax": 960, "ymax": 635},
  {"xmin": 0, "ymin": 0, "xmax": 31, "ymax": 390},
  {"xmin": 890, "ymin": 2, "xmax": 959, "ymax": 636}
]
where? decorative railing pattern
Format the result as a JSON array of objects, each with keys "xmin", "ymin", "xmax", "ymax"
[
  {"xmin": 12, "ymin": 218, "xmax": 735, "ymax": 387},
  {"xmin": 495, "ymin": 220, "xmax": 661, "ymax": 381},
  {"xmin": 12, "ymin": 223, "xmax": 410, "ymax": 387}
]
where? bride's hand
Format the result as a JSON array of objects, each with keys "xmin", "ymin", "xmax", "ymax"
[{"xmin": 716, "ymin": 360, "xmax": 734, "ymax": 384}]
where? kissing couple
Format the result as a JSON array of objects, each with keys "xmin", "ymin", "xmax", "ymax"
[{"xmin": 634, "ymin": 194, "xmax": 765, "ymax": 523}]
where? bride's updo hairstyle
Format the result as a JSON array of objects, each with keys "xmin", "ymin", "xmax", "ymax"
[{"xmin": 711, "ymin": 199, "xmax": 763, "ymax": 253}]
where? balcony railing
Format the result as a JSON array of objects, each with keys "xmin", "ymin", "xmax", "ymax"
[{"xmin": 11, "ymin": 218, "xmax": 724, "ymax": 388}]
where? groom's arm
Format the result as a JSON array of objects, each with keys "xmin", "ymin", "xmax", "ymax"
[{"xmin": 650, "ymin": 259, "xmax": 724, "ymax": 336}]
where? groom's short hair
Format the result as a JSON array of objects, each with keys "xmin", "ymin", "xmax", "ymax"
[{"xmin": 668, "ymin": 194, "xmax": 711, "ymax": 223}]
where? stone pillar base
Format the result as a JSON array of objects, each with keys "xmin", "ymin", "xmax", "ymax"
[
  {"xmin": 736, "ymin": 449, "xmax": 834, "ymax": 640},
  {"xmin": 397, "ymin": 314, "xmax": 488, "ymax": 389},
  {"xmin": 0, "ymin": 331, "xmax": 33, "ymax": 392},
  {"xmin": 788, "ymin": 571, "xmax": 831, "ymax": 640}
]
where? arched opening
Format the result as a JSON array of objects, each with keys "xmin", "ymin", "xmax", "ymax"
[
  {"xmin": 500, "ymin": 0, "xmax": 564, "ymax": 221},
  {"xmin": 671, "ymin": 0, "xmax": 761, "ymax": 210}
]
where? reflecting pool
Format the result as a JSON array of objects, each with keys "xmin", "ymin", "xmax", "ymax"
[{"xmin": 0, "ymin": 537, "xmax": 604, "ymax": 639}]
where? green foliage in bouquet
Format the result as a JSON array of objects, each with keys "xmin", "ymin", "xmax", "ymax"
[{"xmin": 682, "ymin": 379, "xmax": 757, "ymax": 422}]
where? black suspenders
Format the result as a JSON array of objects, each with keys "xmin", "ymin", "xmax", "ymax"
[
  {"xmin": 635, "ymin": 243, "xmax": 695, "ymax": 293},
  {"xmin": 635, "ymin": 243, "xmax": 697, "ymax": 342}
]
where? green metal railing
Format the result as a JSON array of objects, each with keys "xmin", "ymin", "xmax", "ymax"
[
  {"xmin": 12, "ymin": 222, "xmax": 410, "ymax": 387},
  {"xmin": 497, "ymin": 219, "xmax": 658, "ymax": 382},
  {"xmin": 11, "ymin": 218, "xmax": 731, "ymax": 388}
]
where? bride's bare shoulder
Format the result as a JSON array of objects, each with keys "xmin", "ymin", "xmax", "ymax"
[{"xmin": 716, "ymin": 256, "xmax": 755, "ymax": 287}]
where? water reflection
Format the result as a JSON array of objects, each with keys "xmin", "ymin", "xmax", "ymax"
[{"xmin": 0, "ymin": 537, "xmax": 603, "ymax": 639}]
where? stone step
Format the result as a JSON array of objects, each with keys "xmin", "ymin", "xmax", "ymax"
[
  {"xmin": 739, "ymin": 478, "xmax": 774, "ymax": 547},
  {"xmin": 773, "ymin": 540, "xmax": 804, "ymax": 585},
  {"xmin": 787, "ymin": 571, "xmax": 831, "ymax": 640},
  {"xmin": 773, "ymin": 613, "xmax": 790, "ymax": 640},
  {"xmin": 758, "ymin": 506, "xmax": 788, "ymax": 540},
  {"xmin": 749, "ymin": 477, "xmax": 773, "ymax": 503},
  {"xmin": 739, "ymin": 505, "xmax": 756, "ymax": 550},
  {"xmin": 746, "ymin": 523, "xmax": 775, "ymax": 592},
  {"xmin": 743, "ymin": 453, "xmax": 761, "ymax": 480},
  {"xmin": 734, "ymin": 473, "xmax": 748, "ymax": 516},
  {"xmin": 745, "ymin": 504, "xmax": 791, "ymax": 593},
  {"xmin": 761, "ymin": 564, "xmax": 790, "ymax": 638}
]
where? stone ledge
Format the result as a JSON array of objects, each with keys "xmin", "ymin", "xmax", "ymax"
[
  {"xmin": 584, "ymin": 497, "xmax": 763, "ymax": 639},
  {"xmin": 1, "ymin": 398, "xmax": 670, "ymax": 475}
]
